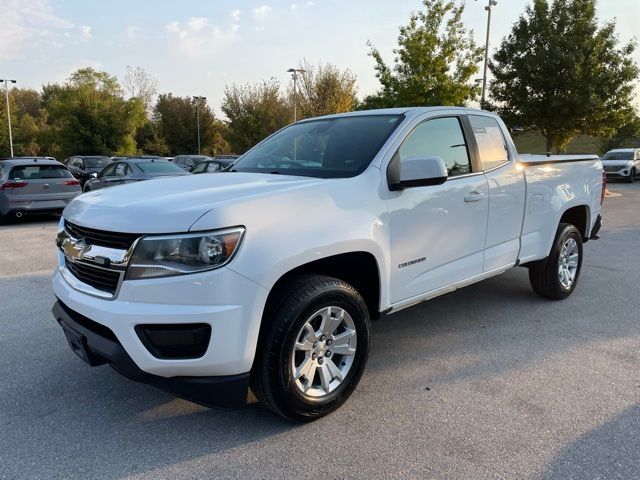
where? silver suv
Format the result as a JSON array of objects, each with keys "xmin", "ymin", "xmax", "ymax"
[{"xmin": 0, "ymin": 157, "xmax": 81, "ymax": 222}]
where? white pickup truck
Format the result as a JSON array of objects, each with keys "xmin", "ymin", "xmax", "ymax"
[{"xmin": 52, "ymin": 107, "xmax": 604, "ymax": 421}]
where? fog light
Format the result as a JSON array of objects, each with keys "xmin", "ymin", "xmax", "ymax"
[{"xmin": 135, "ymin": 324, "xmax": 211, "ymax": 359}]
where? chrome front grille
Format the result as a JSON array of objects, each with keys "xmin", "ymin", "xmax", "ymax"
[
  {"xmin": 58, "ymin": 222, "xmax": 141, "ymax": 299},
  {"xmin": 65, "ymin": 259, "xmax": 122, "ymax": 295},
  {"xmin": 64, "ymin": 220, "xmax": 140, "ymax": 250}
]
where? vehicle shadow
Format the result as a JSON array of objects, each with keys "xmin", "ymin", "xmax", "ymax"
[{"xmin": 538, "ymin": 404, "xmax": 640, "ymax": 480}]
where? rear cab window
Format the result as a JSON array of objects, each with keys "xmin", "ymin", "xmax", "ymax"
[
  {"xmin": 468, "ymin": 115, "xmax": 509, "ymax": 171},
  {"xmin": 9, "ymin": 164, "xmax": 73, "ymax": 180}
]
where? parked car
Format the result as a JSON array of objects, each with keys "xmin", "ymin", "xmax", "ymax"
[
  {"xmin": 52, "ymin": 107, "xmax": 604, "ymax": 421},
  {"xmin": 173, "ymin": 155, "xmax": 212, "ymax": 171},
  {"xmin": 600, "ymin": 148, "xmax": 640, "ymax": 183},
  {"xmin": 0, "ymin": 157, "xmax": 80, "ymax": 221},
  {"xmin": 83, "ymin": 157, "xmax": 189, "ymax": 192},
  {"xmin": 64, "ymin": 155, "xmax": 112, "ymax": 186},
  {"xmin": 189, "ymin": 157, "xmax": 235, "ymax": 174}
]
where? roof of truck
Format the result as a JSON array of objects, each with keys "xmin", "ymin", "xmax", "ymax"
[
  {"xmin": 608, "ymin": 148, "xmax": 637, "ymax": 152},
  {"xmin": 300, "ymin": 106, "xmax": 492, "ymax": 122}
]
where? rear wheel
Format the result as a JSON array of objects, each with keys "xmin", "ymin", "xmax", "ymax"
[
  {"xmin": 251, "ymin": 275, "xmax": 370, "ymax": 422},
  {"xmin": 528, "ymin": 223, "xmax": 583, "ymax": 300}
]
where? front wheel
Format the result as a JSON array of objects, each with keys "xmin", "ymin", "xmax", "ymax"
[
  {"xmin": 528, "ymin": 223, "xmax": 583, "ymax": 300},
  {"xmin": 626, "ymin": 168, "xmax": 636, "ymax": 183},
  {"xmin": 251, "ymin": 275, "xmax": 370, "ymax": 422}
]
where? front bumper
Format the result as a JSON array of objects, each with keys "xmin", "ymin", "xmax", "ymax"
[
  {"xmin": 52, "ymin": 262, "xmax": 269, "ymax": 377},
  {"xmin": 52, "ymin": 300, "xmax": 250, "ymax": 408}
]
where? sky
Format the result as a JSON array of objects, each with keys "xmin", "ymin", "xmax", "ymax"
[{"xmin": 1, "ymin": 0, "xmax": 639, "ymax": 115}]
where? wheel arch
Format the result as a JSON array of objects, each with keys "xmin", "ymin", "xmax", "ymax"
[
  {"xmin": 262, "ymin": 251, "xmax": 382, "ymax": 324},
  {"xmin": 559, "ymin": 204, "xmax": 590, "ymax": 240}
]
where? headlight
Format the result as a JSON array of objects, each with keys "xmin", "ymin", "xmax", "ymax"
[{"xmin": 126, "ymin": 227, "xmax": 245, "ymax": 280}]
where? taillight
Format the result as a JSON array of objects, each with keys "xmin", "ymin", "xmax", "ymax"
[
  {"xmin": 63, "ymin": 179, "xmax": 80, "ymax": 186},
  {"xmin": 600, "ymin": 171, "xmax": 606, "ymax": 205},
  {"xmin": 0, "ymin": 181, "xmax": 28, "ymax": 190}
]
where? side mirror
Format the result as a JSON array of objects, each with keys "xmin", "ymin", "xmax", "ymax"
[
  {"xmin": 389, "ymin": 156, "xmax": 448, "ymax": 191},
  {"xmin": 90, "ymin": 172, "xmax": 98, "ymax": 178}
]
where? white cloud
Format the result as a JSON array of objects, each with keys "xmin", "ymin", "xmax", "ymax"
[
  {"xmin": 230, "ymin": 9, "xmax": 242, "ymax": 22},
  {"xmin": 255, "ymin": 26, "xmax": 265, "ymax": 31},
  {"xmin": 253, "ymin": 5, "xmax": 272, "ymax": 18},
  {"xmin": 290, "ymin": 4, "xmax": 299, "ymax": 10},
  {"xmin": 165, "ymin": 17, "xmax": 239, "ymax": 57},
  {"xmin": 0, "ymin": 0, "xmax": 90, "ymax": 60},
  {"xmin": 305, "ymin": 1, "xmax": 314, "ymax": 6},
  {"xmin": 79, "ymin": 25, "xmax": 92, "ymax": 39}
]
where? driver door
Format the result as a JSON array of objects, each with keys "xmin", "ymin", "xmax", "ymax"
[{"xmin": 387, "ymin": 115, "xmax": 489, "ymax": 304}]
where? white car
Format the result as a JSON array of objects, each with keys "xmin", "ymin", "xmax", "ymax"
[
  {"xmin": 52, "ymin": 107, "xmax": 605, "ymax": 421},
  {"xmin": 601, "ymin": 148, "xmax": 640, "ymax": 183}
]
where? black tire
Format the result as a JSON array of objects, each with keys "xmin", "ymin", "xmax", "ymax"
[
  {"xmin": 626, "ymin": 169, "xmax": 635, "ymax": 183},
  {"xmin": 83, "ymin": 186, "xmax": 91, "ymax": 193},
  {"xmin": 528, "ymin": 223, "xmax": 583, "ymax": 300},
  {"xmin": 251, "ymin": 274, "xmax": 370, "ymax": 422}
]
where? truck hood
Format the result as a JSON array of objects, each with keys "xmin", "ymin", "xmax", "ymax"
[{"xmin": 63, "ymin": 173, "xmax": 325, "ymax": 233}]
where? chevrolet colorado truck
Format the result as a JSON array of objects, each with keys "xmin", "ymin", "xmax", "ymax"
[{"xmin": 52, "ymin": 107, "xmax": 604, "ymax": 421}]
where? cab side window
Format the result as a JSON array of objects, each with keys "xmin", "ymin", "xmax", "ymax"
[
  {"xmin": 469, "ymin": 115, "xmax": 509, "ymax": 171},
  {"xmin": 394, "ymin": 117, "xmax": 471, "ymax": 177},
  {"xmin": 99, "ymin": 163, "xmax": 117, "ymax": 177},
  {"xmin": 190, "ymin": 162, "xmax": 206, "ymax": 174},
  {"xmin": 207, "ymin": 162, "xmax": 222, "ymax": 172},
  {"xmin": 113, "ymin": 163, "xmax": 129, "ymax": 176}
]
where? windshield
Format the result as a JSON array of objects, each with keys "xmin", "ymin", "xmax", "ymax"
[
  {"xmin": 135, "ymin": 161, "xmax": 188, "ymax": 174},
  {"xmin": 232, "ymin": 114, "xmax": 404, "ymax": 178},
  {"xmin": 602, "ymin": 151, "xmax": 634, "ymax": 161},
  {"xmin": 83, "ymin": 157, "xmax": 112, "ymax": 168}
]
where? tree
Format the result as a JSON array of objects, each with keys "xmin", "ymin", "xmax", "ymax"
[
  {"xmin": 153, "ymin": 94, "xmax": 230, "ymax": 155},
  {"xmin": 292, "ymin": 61, "xmax": 358, "ymax": 119},
  {"xmin": 490, "ymin": 0, "xmax": 639, "ymax": 152},
  {"xmin": 41, "ymin": 68, "xmax": 146, "ymax": 158},
  {"xmin": 221, "ymin": 79, "xmax": 290, "ymax": 153},
  {"xmin": 361, "ymin": 0, "xmax": 483, "ymax": 109},
  {"xmin": 122, "ymin": 66, "xmax": 158, "ymax": 113}
]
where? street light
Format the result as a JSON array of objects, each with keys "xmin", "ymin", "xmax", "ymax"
[
  {"xmin": 478, "ymin": 0, "xmax": 497, "ymax": 108},
  {"xmin": 287, "ymin": 68, "xmax": 306, "ymax": 123},
  {"xmin": 2, "ymin": 79, "xmax": 17, "ymax": 157},
  {"xmin": 194, "ymin": 96, "xmax": 206, "ymax": 155}
]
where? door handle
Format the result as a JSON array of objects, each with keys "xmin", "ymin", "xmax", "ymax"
[{"xmin": 464, "ymin": 190, "xmax": 486, "ymax": 203}]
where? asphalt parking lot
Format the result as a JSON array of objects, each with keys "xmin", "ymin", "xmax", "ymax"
[{"xmin": 1, "ymin": 183, "xmax": 639, "ymax": 480}]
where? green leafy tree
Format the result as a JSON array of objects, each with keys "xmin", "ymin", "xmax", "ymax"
[
  {"xmin": 41, "ymin": 68, "xmax": 146, "ymax": 158},
  {"xmin": 361, "ymin": 0, "xmax": 483, "ymax": 109},
  {"xmin": 292, "ymin": 61, "xmax": 358, "ymax": 119},
  {"xmin": 490, "ymin": 0, "xmax": 639, "ymax": 152},
  {"xmin": 221, "ymin": 79, "xmax": 290, "ymax": 153},
  {"xmin": 153, "ymin": 94, "xmax": 230, "ymax": 155}
]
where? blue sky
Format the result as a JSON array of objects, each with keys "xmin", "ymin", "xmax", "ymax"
[{"xmin": 1, "ymin": 0, "xmax": 639, "ymax": 115}]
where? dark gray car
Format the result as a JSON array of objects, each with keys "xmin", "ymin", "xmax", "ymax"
[
  {"xmin": 0, "ymin": 157, "xmax": 81, "ymax": 221},
  {"xmin": 83, "ymin": 157, "xmax": 190, "ymax": 192},
  {"xmin": 64, "ymin": 155, "xmax": 113, "ymax": 186}
]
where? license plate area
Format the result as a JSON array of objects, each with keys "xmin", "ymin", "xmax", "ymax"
[{"xmin": 59, "ymin": 320, "xmax": 106, "ymax": 366}]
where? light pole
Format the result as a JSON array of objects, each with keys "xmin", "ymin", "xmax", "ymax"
[
  {"xmin": 287, "ymin": 68, "xmax": 305, "ymax": 123},
  {"xmin": 194, "ymin": 96, "xmax": 206, "ymax": 154},
  {"xmin": 2, "ymin": 79, "xmax": 17, "ymax": 157},
  {"xmin": 479, "ymin": 0, "xmax": 497, "ymax": 108}
]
